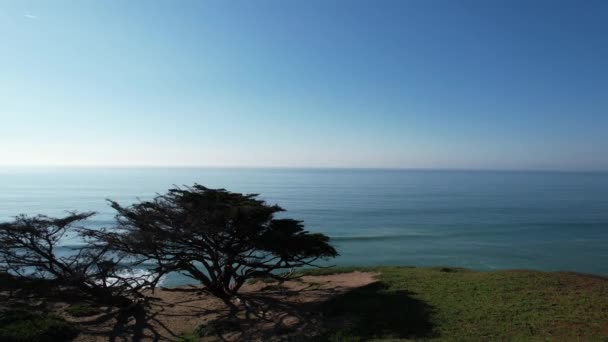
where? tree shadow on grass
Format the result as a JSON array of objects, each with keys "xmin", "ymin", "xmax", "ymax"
[{"xmin": 319, "ymin": 281, "xmax": 437, "ymax": 340}]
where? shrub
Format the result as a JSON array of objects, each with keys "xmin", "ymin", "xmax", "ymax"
[
  {"xmin": 65, "ymin": 304, "xmax": 99, "ymax": 317},
  {"xmin": 0, "ymin": 309, "xmax": 78, "ymax": 342},
  {"xmin": 193, "ymin": 319, "xmax": 240, "ymax": 337}
]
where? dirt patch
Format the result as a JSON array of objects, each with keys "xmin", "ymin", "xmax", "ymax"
[{"xmin": 68, "ymin": 271, "xmax": 379, "ymax": 341}]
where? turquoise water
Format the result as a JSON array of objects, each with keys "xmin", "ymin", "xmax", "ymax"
[{"xmin": 1, "ymin": 168, "xmax": 607, "ymax": 285}]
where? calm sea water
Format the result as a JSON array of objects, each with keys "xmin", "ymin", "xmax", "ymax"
[{"xmin": 1, "ymin": 168, "xmax": 607, "ymax": 286}]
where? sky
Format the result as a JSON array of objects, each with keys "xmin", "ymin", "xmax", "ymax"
[{"xmin": 1, "ymin": 0, "xmax": 607, "ymax": 170}]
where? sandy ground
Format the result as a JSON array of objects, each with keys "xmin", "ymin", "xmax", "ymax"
[{"xmin": 66, "ymin": 271, "xmax": 379, "ymax": 341}]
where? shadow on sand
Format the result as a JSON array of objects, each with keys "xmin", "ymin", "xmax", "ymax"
[{"xmin": 1, "ymin": 273, "xmax": 436, "ymax": 341}]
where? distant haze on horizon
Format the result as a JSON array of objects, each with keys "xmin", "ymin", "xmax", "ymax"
[{"xmin": 1, "ymin": 0, "xmax": 607, "ymax": 171}]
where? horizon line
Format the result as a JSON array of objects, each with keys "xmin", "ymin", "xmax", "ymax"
[{"xmin": 1, "ymin": 164, "xmax": 607, "ymax": 174}]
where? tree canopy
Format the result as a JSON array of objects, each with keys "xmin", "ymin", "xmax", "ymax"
[
  {"xmin": 0, "ymin": 212, "xmax": 155, "ymax": 308},
  {"xmin": 90, "ymin": 185, "xmax": 337, "ymax": 308}
]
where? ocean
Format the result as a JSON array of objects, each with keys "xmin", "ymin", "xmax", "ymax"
[{"xmin": 1, "ymin": 167, "xmax": 607, "ymax": 286}]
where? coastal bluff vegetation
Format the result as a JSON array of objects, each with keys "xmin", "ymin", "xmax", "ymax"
[{"xmin": 1, "ymin": 185, "xmax": 606, "ymax": 341}]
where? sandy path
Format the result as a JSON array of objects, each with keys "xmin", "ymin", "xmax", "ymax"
[{"xmin": 73, "ymin": 271, "xmax": 379, "ymax": 341}]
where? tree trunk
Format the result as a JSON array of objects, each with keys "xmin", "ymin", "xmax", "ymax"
[{"xmin": 215, "ymin": 291, "xmax": 239, "ymax": 317}]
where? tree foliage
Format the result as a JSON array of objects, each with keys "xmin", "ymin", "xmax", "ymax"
[
  {"xmin": 0, "ymin": 213, "xmax": 158, "ymax": 308},
  {"xmin": 93, "ymin": 185, "xmax": 337, "ymax": 307},
  {"xmin": 1, "ymin": 185, "xmax": 337, "ymax": 313}
]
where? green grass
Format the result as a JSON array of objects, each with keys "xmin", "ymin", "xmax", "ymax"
[
  {"xmin": 260, "ymin": 284, "xmax": 289, "ymax": 292},
  {"xmin": 311, "ymin": 266, "xmax": 608, "ymax": 341},
  {"xmin": 0, "ymin": 309, "xmax": 78, "ymax": 342},
  {"xmin": 65, "ymin": 303, "xmax": 100, "ymax": 317},
  {"xmin": 192, "ymin": 319, "xmax": 240, "ymax": 337},
  {"xmin": 177, "ymin": 319, "xmax": 241, "ymax": 341},
  {"xmin": 176, "ymin": 332, "xmax": 200, "ymax": 342}
]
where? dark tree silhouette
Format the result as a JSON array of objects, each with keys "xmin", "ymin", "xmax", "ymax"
[
  {"xmin": 92, "ymin": 185, "xmax": 337, "ymax": 310},
  {"xmin": 0, "ymin": 212, "xmax": 159, "ymax": 308}
]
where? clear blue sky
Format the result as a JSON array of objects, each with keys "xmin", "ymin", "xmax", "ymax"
[{"xmin": 1, "ymin": 0, "xmax": 607, "ymax": 170}]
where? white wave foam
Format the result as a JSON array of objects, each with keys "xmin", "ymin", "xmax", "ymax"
[{"xmin": 96, "ymin": 268, "xmax": 166, "ymax": 288}]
